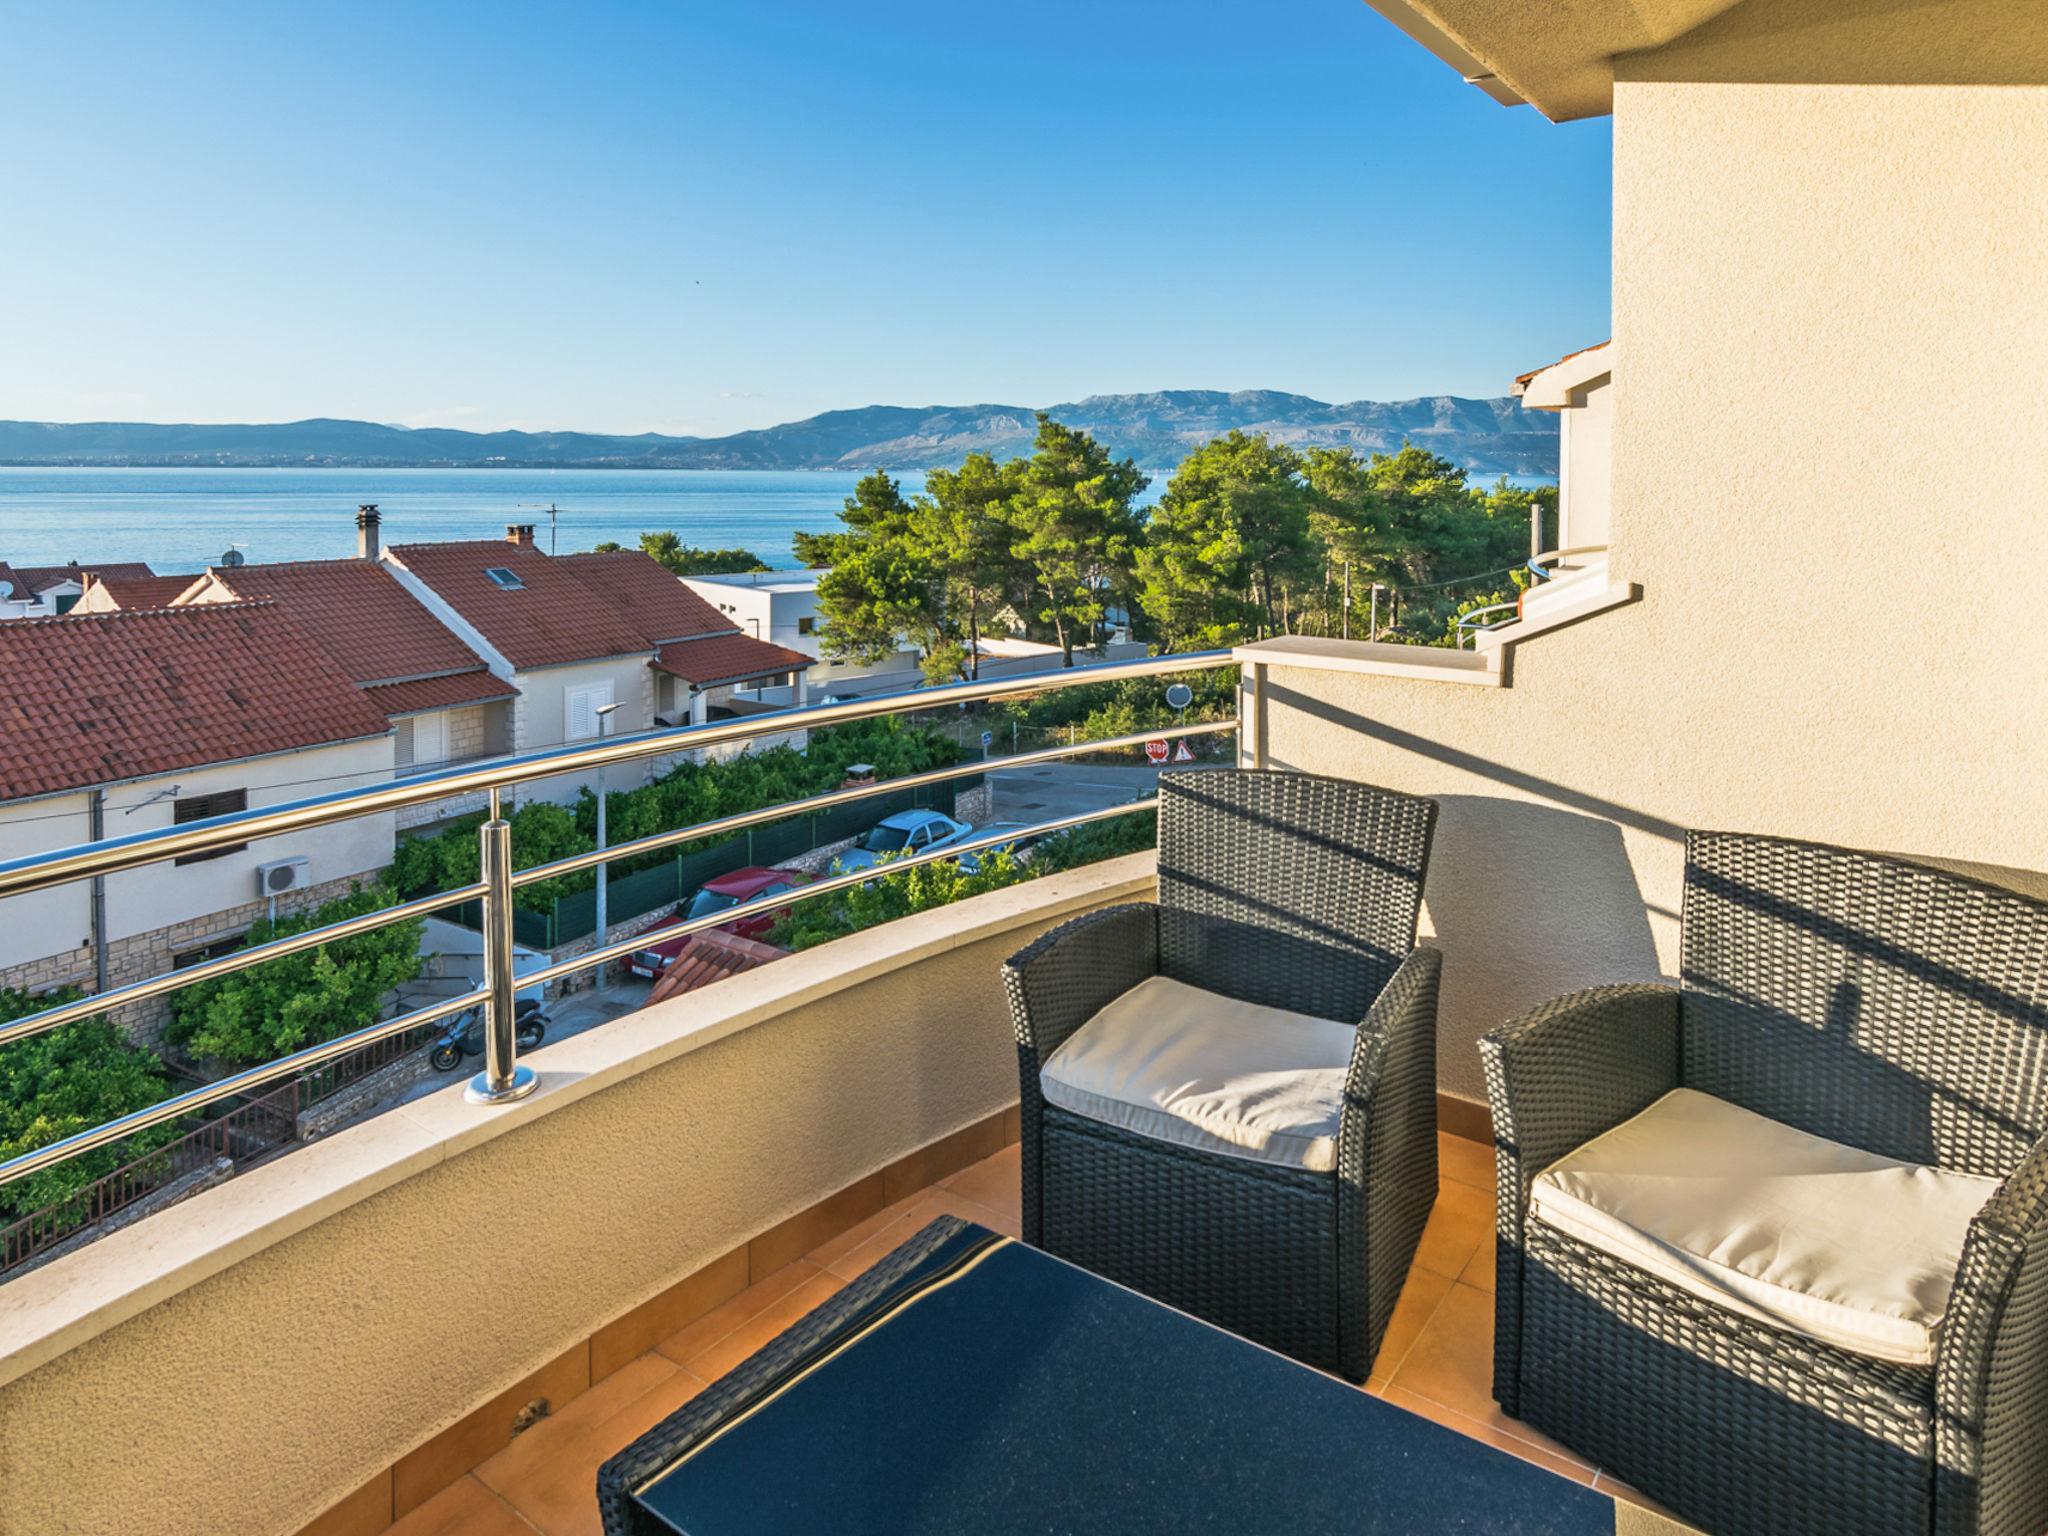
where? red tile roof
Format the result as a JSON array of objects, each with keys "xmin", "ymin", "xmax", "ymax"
[
  {"xmin": 644, "ymin": 930, "xmax": 786, "ymax": 1006},
  {"xmin": 0, "ymin": 604, "xmax": 393, "ymax": 802},
  {"xmin": 387, "ymin": 542, "xmax": 653, "ymax": 671},
  {"xmin": 654, "ymin": 633, "xmax": 813, "ymax": 687},
  {"xmin": 0, "ymin": 564, "xmax": 26, "ymax": 602},
  {"xmin": 205, "ymin": 559, "xmax": 497, "ymax": 687},
  {"xmin": 85, "ymin": 573, "xmax": 203, "ymax": 609},
  {"xmin": 553, "ymin": 551, "xmax": 733, "ymax": 644},
  {"xmin": 363, "ymin": 670, "xmax": 518, "ymax": 718},
  {"xmin": 10, "ymin": 561, "xmax": 155, "ymax": 594}
]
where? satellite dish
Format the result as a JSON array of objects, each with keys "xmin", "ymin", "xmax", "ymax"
[
  {"xmin": 220, "ymin": 548, "xmax": 246, "ymax": 568},
  {"xmin": 1165, "ymin": 682, "xmax": 1194, "ymax": 712}
]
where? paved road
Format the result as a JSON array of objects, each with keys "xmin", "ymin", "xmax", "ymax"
[{"xmin": 986, "ymin": 762, "xmax": 1164, "ymax": 826}]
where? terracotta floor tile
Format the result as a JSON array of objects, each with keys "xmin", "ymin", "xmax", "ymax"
[
  {"xmin": 1460, "ymin": 1227, "xmax": 1498, "ymax": 1293},
  {"xmin": 387, "ymin": 1475, "xmax": 537, "ymax": 1536},
  {"xmin": 822, "ymin": 1188, "xmax": 1019, "ymax": 1281},
  {"xmin": 803, "ymin": 1186, "xmax": 933, "ymax": 1270},
  {"xmin": 1438, "ymin": 1132, "xmax": 1496, "ymax": 1191},
  {"xmin": 940, "ymin": 1142, "xmax": 1021, "ymax": 1216},
  {"xmin": 1388, "ymin": 1281, "xmax": 1594, "ymax": 1474},
  {"xmin": 492, "ymin": 1366, "xmax": 708, "ymax": 1536},
  {"xmin": 679, "ymin": 1269, "xmax": 848, "ymax": 1384},
  {"xmin": 653, "ymin": 1259, "xmax": 823, "ymax": 1367},
  {"xmin": 1383, "ymin": 1385, "xmax": 1596, "ymax": 1486},
  {"xmin": 1368, "ymin": 1264, "xmax": 1454, "ymax": 1387},
  {"xmin": 1412, "ymin": 1178, "xmax": 1492, "ymax": 1281},
  {"xmin": 476, "ymin": 1353, "xmax": 674, "ymax": 1495}
]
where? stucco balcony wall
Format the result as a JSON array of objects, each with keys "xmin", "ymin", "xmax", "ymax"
[{"xmin": 0, "ymin": 853, "xmax": 1155, "ymax": 1536}]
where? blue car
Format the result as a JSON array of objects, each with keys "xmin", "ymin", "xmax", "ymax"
[{"xmin": 834, "ymin": 809, "xmax": 975, "ymax": 874}]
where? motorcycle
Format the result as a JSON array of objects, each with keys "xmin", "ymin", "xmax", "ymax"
[{"xmin": 429, "ymin": 998, "xmax": 548, "ymax": 1072}]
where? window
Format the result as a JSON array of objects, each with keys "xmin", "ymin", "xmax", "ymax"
[
  {"xmin": 565, "ymin": 681, "xmax": 615, "ymax": 741},
  {"xmin": 172, "ymin": 788, "xmax": 249, "ymax": 864},
  {"xmin": 173, "ymin": 933, "xmax": 245, "ymax": 970},
  {"xmin": 484, "ymin": 567, "xmax": 525, "ymax": 590},
  {"xmin": 796, "ymin": 616, "xmax": 815, "ymax": 636},
  {"xmin": 393, "ymin": 717, "xmax": 415, "ymax": 769}
]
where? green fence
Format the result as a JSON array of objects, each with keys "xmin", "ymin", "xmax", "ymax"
[{"xmin": 449, "ymin": 780, "xmax": 962, "ymax": 950}]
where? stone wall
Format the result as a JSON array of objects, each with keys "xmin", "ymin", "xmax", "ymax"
[{"xmin": 0, "ymin": 869, "xmax": 384, "ymax": 1043}]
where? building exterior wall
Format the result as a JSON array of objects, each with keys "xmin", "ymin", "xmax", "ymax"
[
  {"xmin": 0, "ymin": 742, "xmax": 398, "ymax": 1002},
  {"xmin": 1557, "ymin": 372, "xmax": 1611, "ymax": 553},
  {"xmin": 1253, "ymin": 63, "xmax": 2048, "ymax": 1105},
  {"xmin": 512, "ymin": 657, "xmax": 659, "ymax": 805}
]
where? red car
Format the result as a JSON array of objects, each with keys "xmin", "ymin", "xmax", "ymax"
[{"xmin": 627, "ymin": 867, "xmax": 811, "ymax": 978}]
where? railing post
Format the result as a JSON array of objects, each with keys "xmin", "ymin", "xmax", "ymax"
[{"xmin": 467, "ymin": 790, "xmax": 537, "ymax": 1106}]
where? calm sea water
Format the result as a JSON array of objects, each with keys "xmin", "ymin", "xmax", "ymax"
[{"xmin": 0, "ymin": 466, "xmax": 937, "ymax": 573}]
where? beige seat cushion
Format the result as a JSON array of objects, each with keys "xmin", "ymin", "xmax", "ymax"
[
  {"xmin": 1531, "ymin": 1088, "xmax": 1999, "ymax": 1366},
  {"xmin": 1038, "ymin": 975, "xmax": 1355, "ymax": 1171}
]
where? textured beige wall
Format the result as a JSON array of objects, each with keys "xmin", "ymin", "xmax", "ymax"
[
  {"xmin": 1262, "ymin": 63, "xmax": 2048, "ymax": 1102},
  {"xmin": 0, "ymin": 864, "xmax": 1142, "ymax": 1536}
]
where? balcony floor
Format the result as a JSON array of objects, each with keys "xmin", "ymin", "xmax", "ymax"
[{"xmin": 388, "ymin": 1131, "xmax": 1688, "ymax": 1535}]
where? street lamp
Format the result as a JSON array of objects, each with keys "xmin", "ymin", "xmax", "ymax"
[{"xmin": 594, "ymin": 702, "xmax": 619, "ymax": 988}]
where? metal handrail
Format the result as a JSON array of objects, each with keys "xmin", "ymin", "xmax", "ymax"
[
  {"xmin": 0, "ymin": 650, "xmax": 1230, "ymax": 900},
  {"xmin": 0, "ymin": 648, "xmax": 1240, "ymax": 1191},
  {"xmin": 1525, "ymin": 543, "xmax": 1609, "ymax": 582}
]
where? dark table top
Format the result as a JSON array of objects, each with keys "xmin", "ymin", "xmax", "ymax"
[{"xmin": 603, "ymin": 1218, "xmax": 1627, "ymax": 1536}]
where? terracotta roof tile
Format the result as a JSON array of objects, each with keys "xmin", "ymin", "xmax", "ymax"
[
  {"xmin": 363, "ymin": 671, "xmax": 518, "ymax": 718},
  {"xmin": 0, "ymin": 604, "xmax": 393, "ymax": 802},
  {"xmin": 9, "ymin": 561, "xmax": 156, "ymax": 594},
  {"xmin": 553, "ymin": 550, "xmax": 734, "ymax": 644},
  {"xmin": 387, "ymin": 542, "xmax": 653, "ymax": 671},
  {"xmin": 85, "ymin": 573, "xmax": 203, "ymax": 609},
  {"xmin": 644, "ymin": 930, "xmax": 786, "ymax": 1006},
  {"xmin": 206, "ymin": 559, "xmax": 496, "ymax": 686},
  {"xmin": 654, "ymin": 634, "xmax": 812, "ymax": 687},
  {"xmin": 0, "ymin": 564, "xmax": 25, "ymax": 602}
]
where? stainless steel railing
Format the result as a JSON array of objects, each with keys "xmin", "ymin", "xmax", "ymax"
[{"xmin": 0, "ymin": 649, "xmax": 1241, "ymax": 1191}]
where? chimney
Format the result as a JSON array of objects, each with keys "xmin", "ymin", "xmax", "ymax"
[
  {"xmin": 355, "ymin": 504, "xmax": 381, "ymax": 560},
  {"xmin": 506, "ymin": 524, "xmax": 536, "ymax": 549}
]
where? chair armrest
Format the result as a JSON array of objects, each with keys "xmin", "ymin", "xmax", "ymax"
[
  {"xmin": 1479, "ymin": 983, "xmax": 1680, "ymax": 1416},
  {"xmin": 1335, "ymin": 945, "xmax": 1443, "ymax": 1381},
  {"xmin": 1479, "ymin": 983, "xmax": 1682, "ymax": 1211},
  {"xmin": 1934, "ymin": 1131, "xmax": 2048, "ymax": 1536},
  {"xmin": 1002, "ymin": 902, "xmax": 1160, "ymax": 1071}
]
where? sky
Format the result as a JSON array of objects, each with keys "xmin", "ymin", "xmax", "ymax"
[{"xmin": 0, "ymin": 1, "xmax": 1611, "ymax": 439}]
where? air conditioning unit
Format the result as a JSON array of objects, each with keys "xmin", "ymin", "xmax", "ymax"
[{"xmin": 254, "ymin": 857, "xmax": 308, "ymax": 898}]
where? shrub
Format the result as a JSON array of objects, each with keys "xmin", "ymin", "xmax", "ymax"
[
  {"xmin": 0, "ymin": 990, "xmax": 178, "ymax": 1220},
  {"xmin": 165, "ymin": 885, "xmax": 426, "ymax": 1067}
]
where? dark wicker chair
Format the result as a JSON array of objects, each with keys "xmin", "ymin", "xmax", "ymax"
[
  {"xmin": 1483, "ymin": 831, "xmax": 2048, "ymax": 1536},
  {"xmin": 1003, "ymin": 768, "xmax": 1440, "ymax": 1382}
]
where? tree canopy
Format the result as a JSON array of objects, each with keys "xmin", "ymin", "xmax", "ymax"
[{"xmin": 589, "ymin": 533, "xmax": 769, "ymax": 575}]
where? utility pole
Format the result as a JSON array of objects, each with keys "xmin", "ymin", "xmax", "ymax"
[
  {"xmin": 1342, "ymin": 563, "xmax": 1352, "ymax": 641},
  {"xmin": 88, "ymin": 790, "xmax": 108, "ymax": 994},
  {"xmin": 1369, "ymin": 583, "xmax": 1384, "ymax": 643}
]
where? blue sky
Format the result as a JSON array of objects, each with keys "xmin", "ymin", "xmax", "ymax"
[{"xmin": 0, "ymin": 1, "xmax": 1610, "ymax": 437}]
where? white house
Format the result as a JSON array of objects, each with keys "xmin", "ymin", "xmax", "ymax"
[
  {"xmin": 0, "ymin": 561, "xmax": 160, "ymax": 619},
  {"xmin": 383, "ymin": 527, "xmax": 813, "ymax": 802},
  {"xmin": 0, "ymin": 603, "xmax": 398, "ymax": 1019},
  {"xmin": 680, "ymin": 568, "xmax": 925, "ymax": 698}
]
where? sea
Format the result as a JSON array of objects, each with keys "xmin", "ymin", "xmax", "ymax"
[
  {"xmin": 0, "ymin": 466, "xmax": 941, "ymax": 574},
  {"xmin": 0, "ymin": 463, "xmax": 1549, "ymax": 575}
]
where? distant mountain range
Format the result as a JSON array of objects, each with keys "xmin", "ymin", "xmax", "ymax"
[{"xmin": 0, "ymin": 391, "xmax": 1557, "ymax": 477}]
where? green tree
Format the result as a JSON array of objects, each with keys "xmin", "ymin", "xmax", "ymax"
[
  {"xmin": 166, "ymin": 886, "xmax": 427, "ymax": 1067},
  {"xmin": 918, "ymin": 451, "xmax": 1025, "ymax": 678},
  {"xmin": 1137, "ymin": 431, "xmax": 1316, "ymax": 648},
  {"xmin": 1010, "ymin": 415, "xmax": 1148, "ymax": 666},
  {"xmin": 0, "ymin": 992, "xmax": 178, "ymax": 1219},
  {"xmin": 592, "ymin": 535, "xmax": 769, "ymax": 575}
]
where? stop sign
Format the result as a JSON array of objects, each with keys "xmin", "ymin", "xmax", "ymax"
[{"xmin": 1145, "ymin": 739, "xmax": 1170, "ymax": 764}]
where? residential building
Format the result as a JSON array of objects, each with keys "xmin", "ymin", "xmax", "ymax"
[
  {"xmin": 0, "ymin": 603, "xmax": 396, "ymax": 1015},
  {"xmin": 73, "ymin": 572, "xmax": 203, "ymax": 612},
  {"xmin": 0, "ymin": 560, "xmax": 156, "ymax": 619},
  {"xmin": 382, "ymin": 527, "xmax": 810, "ymax": 801},
  {"xmin": 682, "ymin": 566, "xmax": 1147, "ymax": 699},
  {"xmin": 175, "ymin": 551, "xmax": 517, "ymax": 830}
]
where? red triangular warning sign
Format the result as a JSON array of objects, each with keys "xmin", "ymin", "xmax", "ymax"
[{"xmin": 1172, "ymin": 740, "xmax": 1196, "ymax": 763}]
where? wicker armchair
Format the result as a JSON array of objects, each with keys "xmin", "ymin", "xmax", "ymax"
[
  {"xmin": 1004, "ymin": 768, "xmax": 1439, "ymax": 1382},
  {"xmin": 1483, "ymin": 832, "xmax": 2048, "ymax": 1536}
]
